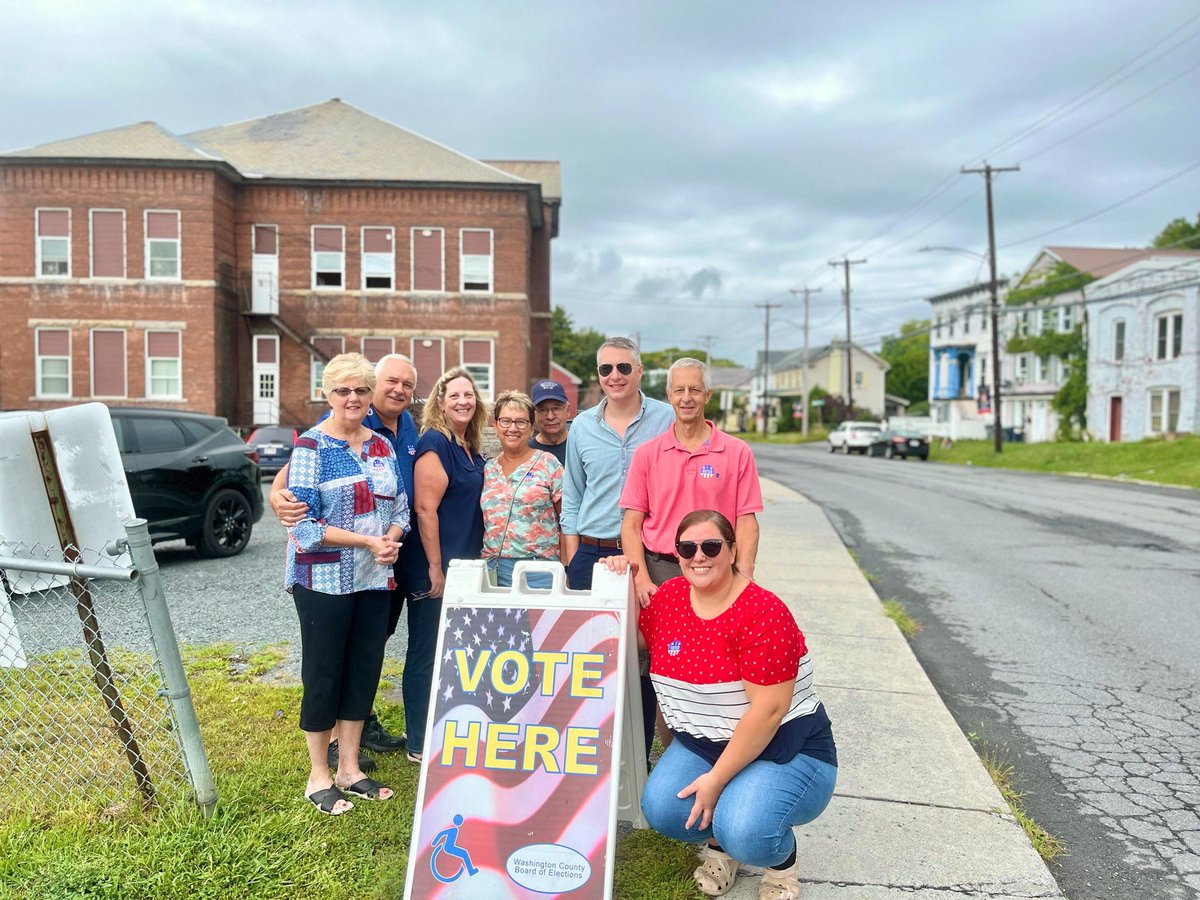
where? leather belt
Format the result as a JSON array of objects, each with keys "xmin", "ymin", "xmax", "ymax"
[
  {"xmin": 645, "ymin": 549, "xmax": 679, "ymax": 564},
  {"xmin": 579, "ymin": 535, "xmax": 621, "ymax": 549}
]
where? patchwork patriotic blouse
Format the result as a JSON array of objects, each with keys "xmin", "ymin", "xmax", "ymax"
[
  {"xmin": 285, "ymin": 428, "xmax": 410, "ymax": 594},
  {"xmin": 480, "ymin": 450, "xmax": 564, "ymax": 561},
  {"xmin": 639, "ymin": 577, "xmax": 836, "ymax": 767}
]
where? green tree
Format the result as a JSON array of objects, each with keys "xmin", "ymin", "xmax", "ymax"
[
  {"xmin": 550, "ymin": 306, "xmax": 605, "ymax": 385},
  {"xmin": 1151, "ymin": 213, "xmax": 1200, "ymax": 249},
  {"xmin": 1006, "ymin": 262, "xmax": 1094, "ymax": 306},
  {"xmin": 1007, "ymin": 324, "xmax": 1087, "ymax": 439},
  {"xmin": 879, "ymin": 319, "xmax": 929, "ymax": 406}
]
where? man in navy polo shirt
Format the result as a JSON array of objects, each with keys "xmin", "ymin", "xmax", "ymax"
[{"xmin": 270, "ymin": 353, "xmax": 419, "ymax": 765}]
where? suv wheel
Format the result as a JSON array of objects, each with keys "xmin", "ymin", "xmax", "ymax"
[{"xmin": 198, "ymin": 489, "xmax": 252, "ymax": 558}]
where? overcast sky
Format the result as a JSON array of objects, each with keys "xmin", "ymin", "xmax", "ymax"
[{"xmin": 4, "ymin": 1, "xmax": 1198, "ymax": 365}]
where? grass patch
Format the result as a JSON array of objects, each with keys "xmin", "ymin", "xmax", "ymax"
[
  {"xmin": 930, "ymin": 434, "xmax": 1200, "ymax": 489},
  {"xmin": 0, "ymin": 644, "xmax": 700, "ymax": 899},
  {"xmin": 733, "ymin": 427, "xmax": 829, "ymax": 445},
  {"xmin": 881, "ymin": 600, "xmax": 922, "ymax": 638},
  {"xmin": 970, "ymin": 736, "xmax": 1066, "ymax": 863},
  {"xmin": 845, "ymin": 548, "xmax": 877, "ymax": 583}
]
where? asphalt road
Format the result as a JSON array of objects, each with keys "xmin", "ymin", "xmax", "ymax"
[{"xmin": 753, "ymin": 443, "xmax": 1200, "ymax": 900}]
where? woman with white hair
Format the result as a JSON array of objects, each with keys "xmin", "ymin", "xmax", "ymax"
[{"xmin": 285, "ymin": 352, "xmax": 409, "ymax": 814}]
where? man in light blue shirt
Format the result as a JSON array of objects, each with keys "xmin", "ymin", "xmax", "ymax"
[{"xmin": 561, "ymin": 336, "xmax": 674, "ymax": 591}]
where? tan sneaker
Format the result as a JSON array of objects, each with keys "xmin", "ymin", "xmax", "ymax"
[
  {"xmin": 758, "ymin": 858, "xmax": 800, "ymax": 900},
  {"xmin": 693, "ymin": 845, "xmax": 739, "ymax": 896}
]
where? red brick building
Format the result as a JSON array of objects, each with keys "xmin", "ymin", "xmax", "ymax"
[{"xmin": 0, "ymin": 100, "xmax": 560, "ymax": 426}]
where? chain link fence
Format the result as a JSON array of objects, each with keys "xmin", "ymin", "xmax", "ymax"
[{"xmin": 0, "ymin": 524, "xmax": 214, "ymax": 818}]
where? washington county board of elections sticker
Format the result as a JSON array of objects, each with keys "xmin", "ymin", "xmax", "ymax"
[{"xmin": 506, "ymin": 843, "xmax": 592, "ymax": 893}]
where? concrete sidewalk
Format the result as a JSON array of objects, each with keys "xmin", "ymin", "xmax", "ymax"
[{"xmin": 724, "ymin": 478, "xmax": 1064, "ymax": 899}]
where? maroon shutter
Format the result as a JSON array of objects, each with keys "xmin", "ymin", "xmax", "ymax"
[
  {"xmin": 362, "ymin": 337, "xmax": 393, "ymax": 363},
  {"xmin": 91, "ymin": 211, "xmax": 125, "ymax": 277},
  {"xmin": 146, "ymin": 212, "xmax": 179, "ymax": 239},
  {"xmin": 313, "ymin": 227, "xmax": 343, "ymax": 252},
  {"xmin": 410, "ymin": 338, "xmax": 443, "ymax": 398},
  {"xmin": 38, "ymin": 329, "xmax": 70, "ymax": 355},
  {"xmin": 412, "ymin": 229, "xmax": 442, "ymax": 291},
  {"xmin": 38, "ymin": 210, "xmax": 69, "ymax": 237},
  {"xmin": 254, "ymin": 336, "xmax": 277, "ymax": 364},
  {"xmin": 462, "ymin": 339, "xmax": 492, "ymax": 365},
  {"xmin": 92, "ymin": 331, "xmax": 126, "ymax": 396},
  {"xmin": 254, "ymin": 225, "xmax": 277, "ymax": 255},
  {"xmin": 147, "ymin": 331, "xmax": 180, "ymax": 357},
  {"xmin": 312, "ymin": 336, "xmax": 343, "ymax": 360},
  {"xmin": 363, "ymin": 228, "xmax": 392, "ymax": 253},
  {"xmin": 462, "ymin": 230, "xmax": 491, "ymax": 255}
]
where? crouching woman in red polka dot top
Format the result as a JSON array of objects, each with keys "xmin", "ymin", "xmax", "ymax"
[{"xmin": 603, "ymin": 508, "xmax": 836, "ymax": 900}]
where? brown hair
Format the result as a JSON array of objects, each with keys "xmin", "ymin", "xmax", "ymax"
[
  {"xmin": 491, "ymin": 390, "xmax": 535, "ymax": 422},
  {"xmin": 675, "ymin": 509, "xmax": 738, "ymax": 573},
  {"xmin": 420, "ymin": 366, "xmax": 488, "ymax": 454}
]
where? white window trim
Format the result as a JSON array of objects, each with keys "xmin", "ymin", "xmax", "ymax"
[
  {"xmin": 89, "ymin": 328, "xmax": 128, "ymax": 399},
  {"xmin": 144, "ymin": 330, "xmax": 183, "ymax": 400},
  {"xmin": 1113, "ymin": 319, "xmax": 1126, "ymax": 362},
  {"xmin": 460, "ymin": 337, "xmax": 495, "ymax": 403},
  {"xmin": 1154, "ymin": 310, "xmax": 1183, "ymax": 361},
  {"xmin": 35, "ymin": 207, "xmax": 71, "ymax": 279},
  {"xmin": 311, "ymin": 336, "xmax": 346, "ymax": 401},
  {"xmin": 410, "ymin": 227, "xmax": 445, "ymax": 292},
  {"xmin": 459, "ymin": 228, "xmax": 494, "ymax": 293},
  {"xmin": 1147, "ymin": 386, "xmax": 1181, "ymax": 435},
  {"xmin": 361, "ymin": 226, "xmax": 396, "ymax": 291},
  {"xmin": 311, "ymin": 225, "xmax": 346, "ymax": 291},
  {"xmin": 252, "ymin": 223, "xmax": 279, "ymax": 256},
  {"xmin": 34, "ymin": 327, "xmax": 72, "ymax": 399},
  {"xmin": 89, "ymin": 208, "xmax": 127, "ymax": 280},
  {"xmin": 143, "ymin": 209, "xmax": 182, "ymax": 281}
]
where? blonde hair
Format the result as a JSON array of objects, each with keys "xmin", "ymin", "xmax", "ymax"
[
  {"xmin": 420, "ymin": 366, "xmax": 487, "ymax": 454},
  {"xmin": 321, "ymin": 352, "xmax": 376, "ymax": 396},
  {"xmin": 491, "ymin": 390, "xmax": 534, "ymax": 422}
]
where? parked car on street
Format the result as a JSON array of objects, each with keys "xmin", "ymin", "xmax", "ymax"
[
  {"xmin": 245, "ymin": 425, "xmax": 300, "ymax": 476},
  {"xmin": 828, "ymin": 421, "xmax": 883, "ymax": 454},
  {"xmin": 869, "ymin": 427, "xmax": 930, "ymax": 460},
  {"xmin": 109, "ymin": 408, "xmax": 264, "ymax": 557}
]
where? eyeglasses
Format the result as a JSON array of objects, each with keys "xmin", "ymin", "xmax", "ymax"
[
  {"xmin": 330, "ymin": 387, "xmax": 372, "ymax": 398},
  {"xmin": 675, "ymin": 539, "xmax": 730, "ymax": 560},
  {"xmin": 497, "ymin": 417, "xmax": 531, "ymax": 430},
  {"xmin": 597, "ymin": 362, "xmax": 634, "ymax": 377}
]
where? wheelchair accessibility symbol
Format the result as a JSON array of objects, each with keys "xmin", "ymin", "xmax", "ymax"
[{"xmin": 431, "ymin": 814, "xmax": 479, "ymax": 884}]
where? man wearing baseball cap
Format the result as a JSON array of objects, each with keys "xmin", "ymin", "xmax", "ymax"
[{"xmin": 528, "ymin": 380, "xmax": 571, "ymax": 465}]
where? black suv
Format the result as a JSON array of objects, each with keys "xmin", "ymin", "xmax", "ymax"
[{"xmin": 109, "ymin": 408, "xmax": 264, "ymax": 557}]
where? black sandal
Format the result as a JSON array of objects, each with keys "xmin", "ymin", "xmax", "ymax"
[
  {"xmin": 306, "ymin": 786, "xmax": 352, "ymax": 815},
  {"xmin": 339, "ymin": 777, "xmax": 393, "ymax": 800}
]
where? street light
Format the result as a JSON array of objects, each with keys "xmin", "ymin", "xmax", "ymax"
[{"xmin": 920, "ymin": 245, "xmax": 1004, "ymax": 451}]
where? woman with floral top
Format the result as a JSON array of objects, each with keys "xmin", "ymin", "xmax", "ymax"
[
  {"xmin": 481, "ymin": 390, "xmax": 565, "ymax": 589},
  {"xmin": 285, "ymin": 353, "xmax": 409, "ymax": 815}
]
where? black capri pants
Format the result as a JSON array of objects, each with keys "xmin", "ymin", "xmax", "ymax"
[{"xmin": 293, "ymin": 585, "xmax": 390, "ymax": 732}]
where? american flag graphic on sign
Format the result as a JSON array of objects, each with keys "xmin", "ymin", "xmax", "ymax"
[{"xmin": 407, "ymin": 606, "xmax": 621, "ymax": 899}]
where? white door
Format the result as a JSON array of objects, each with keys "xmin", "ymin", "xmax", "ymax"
[
  {"xmin": 251, "ymin": 225, "xmax": 279, "ymax": 315},
  {"xmin": 253, "ymin": 335, "xmax": 280, "ymax": 424}
]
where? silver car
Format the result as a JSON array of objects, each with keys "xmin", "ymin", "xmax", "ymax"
[{"xmin": 828, "ymin": 421, "xmax": 883, "ymax": 454}]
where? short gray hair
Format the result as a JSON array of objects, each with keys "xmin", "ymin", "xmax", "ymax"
[
  {"xmin": 374, "ymin": 352, "xmax": 418, "ymax": 382},
  {"xmin": 667, "ymin": 357, "xmax": 709, "ymax": 391},
  {"xmin": 597, "ymin": 336, "xmax": 641, "ymax": 366}
]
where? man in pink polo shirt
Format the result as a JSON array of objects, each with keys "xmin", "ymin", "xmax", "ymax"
[{"xmin": 619, "ymin": 357, "xmax": 763, "ymax": 606}]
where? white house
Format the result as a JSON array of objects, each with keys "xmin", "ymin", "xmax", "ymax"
[
  {"xmin": 755, "ymin": 342, "xmax": 890, "ymax": 422},
  {"xmin": 1085, "ymin": 255, "xmax": 1200, "ymax": 441},
  {"xmin": 927, "ymin": 281, "xmax": 1004, "ymax": 440}
]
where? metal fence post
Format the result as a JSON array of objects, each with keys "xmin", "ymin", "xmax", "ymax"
[{"xmin": 123, "ymin": 518, "xmax": 218, "ymax": 817}]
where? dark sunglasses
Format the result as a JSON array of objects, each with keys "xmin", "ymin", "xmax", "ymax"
[
  {"xmin": 597, "ymin": 362, "xmax": 634, "ymax": 377},
  {"xmin": 675, "ymin": 539, "xmax": 730, "ymax": 560}
]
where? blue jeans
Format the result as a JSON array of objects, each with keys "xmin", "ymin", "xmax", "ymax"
[
  {"xmin": 488, "ymin": 557, "xmax": 552, "ymax": 589},
  {"xmin": 641, "ymin": 739, "xmax": 837, "ymax": 868}
]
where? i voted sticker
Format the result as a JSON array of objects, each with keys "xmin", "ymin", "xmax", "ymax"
[{"xmin": 668, "ymin": 639, "xmax": 682, "ymax": 656}]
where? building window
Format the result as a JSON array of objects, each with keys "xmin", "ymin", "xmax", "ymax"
[
  {"xmin": 460, "ymin": 229, "xmax": 493, "ymax": 292},
  {"xmin": 1155, "ymin": 312, "xmax": 1183, "ymax": 361},
  {"xmin": 934, "ymin": 317, "xmax": 942, "ymax": 339},
  {"xmin": 1061, "ymin": 306, "xmax": 1074, "ymax": 331},
  {"xmin": 310, "ymin": 336, "xmax": 345, "ymax": 400},
  {"xmin": 36, "ymin": 209, "xmax": 71, "ymax": 277},
  {"xmin": 411, "ymin": 227, "xmax": 444, "ymax": 291},
  {"xmin": 1016, "ymin": 354, "xmax": 1029, "ymax": 382},
  {"xmin": 1041, "ymin": 307, "xmax": 1055, "ymax": 334},
  {"xmin": 91, "ymin": 329, "xmax": 127, "ymax": 398},
  {"xmin": 948, "ymin": 316, "xmax": 955, "ymax": 338},
  {"xmin": 461, "ymin": 338, "xmax": 494, "ymax": 401},
  {"xmin": 35, "ymin": 328, "xmax": 71, "ymax": 398},
  {"xmin": 312, "ymin": 226, "xmax": 345, "ymax": 289},
  {"xmin": 145, "ymin": 331, "xmax": 182, "ymax": 399},
  {"xmin": 854, "ymin": 370, "xmax": 863, "ymax": 388},
  {"xmin": 361, "ymin": 336, "xmax": 394, "ymax": 363},
  {"xmin": 411, "ymin": 337, "xmax": 445, "ymax": 398},
  {"xmin": 1149, "ymin": 387, "xmax": 1181, "ymax": 434},
  {"xmin": 963, "ymin": 312, "xmax": 971, "ymax": 335},
  {"xmin": 144, "ymin": 210, "xmax": 181, "ymax": 280},
  {"xmin": 360, "ymin": 227, "xmax": 394, "ymax": 290},
  {"xmin": 1113, "ymin": 320, "xmax": 1125, "ymax": 361},
  {"xmin": 89, "ymin": 209, "xmax": 126, "ymax": 279}
]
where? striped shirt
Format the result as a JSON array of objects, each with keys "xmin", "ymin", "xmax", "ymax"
[{"xmin": 639, "ymin": 577, "xmax": 836, "ymax": 767}]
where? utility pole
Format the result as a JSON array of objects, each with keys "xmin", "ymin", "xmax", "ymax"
[
  {"xmin": 697, "ymin": 334, "xmax": 717, "ymax": 369},
  {"xmin": 789, "ymin": 287, "xmax": 821, "ymax": 437},
  {"xmin": 961, "ymin": 161, "xmax": 1019, "ymax": 454},
  {"xmin": 754, "ymin": 303, "xmax": 782, "ymax": 434},
  {"xmin": 828, "ymin": 257, "xmax": 866, "ymax": 412}
]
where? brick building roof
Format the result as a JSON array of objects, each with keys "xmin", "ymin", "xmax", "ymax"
[
  {"xmin": 3, "ymin": 121, "xmax": 218, "ymax": 162},
  {"xmin": 1038, "ymin": 246, "xmax": 1200, "ymax": 279}
]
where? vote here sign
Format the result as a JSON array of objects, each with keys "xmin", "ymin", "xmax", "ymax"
[{"xmin": 406, "ymin": 595, "xmax": 624, "ymax": 899}]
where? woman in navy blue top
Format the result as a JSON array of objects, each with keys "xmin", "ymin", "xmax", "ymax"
[{"xmin": 402, "ymin": 366, "xmax": 488, "ymax": 762}]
